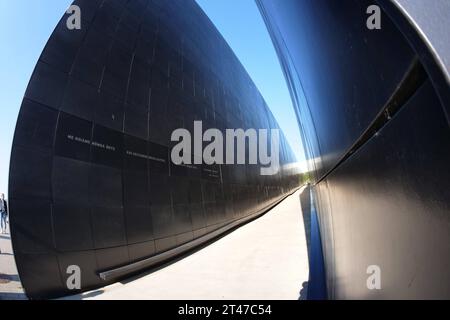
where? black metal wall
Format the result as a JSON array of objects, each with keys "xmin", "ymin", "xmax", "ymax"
[
  {"xmin": 9, "ymin": 0, "xmax": 299, "ymax": 299},
  {"xmin": 258, "ymin": 0, "xmax": 450, "ymax": 299}
]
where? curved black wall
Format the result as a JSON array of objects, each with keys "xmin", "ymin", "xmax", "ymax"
[
  {"xmin": 258, "ymin": 0, "xmax": 450, "ymax": 299},
  {"xmin": 9, "ymin": 0, "xmax": 299, "ymax": 299}
]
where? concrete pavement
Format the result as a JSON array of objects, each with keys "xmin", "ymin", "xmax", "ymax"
[
  {"xmin": 0, "ymin": 224, "xmax": 26, "ymax": 300},
  {"xmin": 65, "ymin": 188, "xmax": 309, "ymax": 300}
]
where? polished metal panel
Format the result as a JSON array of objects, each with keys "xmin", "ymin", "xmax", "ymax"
[
  {"xmin": 258, "ymin": 0, "xmax": 416, "ymax": 180},
  {"xmin": 9, "ymin": 0, "xmax": 300, "ymax": 299},
  {"xmin": 258, "ymin": 0, "xmax": 450, "ymax": 299}
]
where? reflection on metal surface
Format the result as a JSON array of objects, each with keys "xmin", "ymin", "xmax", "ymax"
[{"xmin": 258, "ymin": 0, "xmax": 450, "ymax": 299}]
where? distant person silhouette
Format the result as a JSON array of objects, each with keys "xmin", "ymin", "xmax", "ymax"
[{"xmin": 0, "ymin": 193, "xmax": 8, "ymax": 234}]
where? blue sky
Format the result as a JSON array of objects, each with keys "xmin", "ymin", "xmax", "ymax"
[
  {"xmin": 0, "ymin": 0, "xmax": 74, "ymax": 198},
  {"xmin": 0, "ymin": 0, "xmax": 304, "ymax": 197},
  {"xmin": 196, "ymin": 0, "xmax": 304, "ymax": 160}
]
